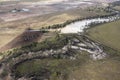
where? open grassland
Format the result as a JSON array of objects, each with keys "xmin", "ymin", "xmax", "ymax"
[
  {"xmin": 113, "ymin": 6, "xmax": 120, "ymax": 11},
  {"xmin": 69, "ymin": 58, "xmax": 120, "ymax": 80},
  {"xmin": 0, "ymin": 29, "xmax": 21, "ymax": 48},
  {"xmin": 87, "ymin": 20, "xmax": 120, "ymax": 51}
]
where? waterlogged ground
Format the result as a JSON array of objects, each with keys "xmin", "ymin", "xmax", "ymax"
[
  {"xmin": 61, "ymin": 18, "xmax": 110, "ymax": 33},
  {"xmin": 0, "ymin": 0, "xmax": 99, "ymax": 21},
  {"xmin": 61, "ymin": 15, "xmax": 120, "ymax": 33}
]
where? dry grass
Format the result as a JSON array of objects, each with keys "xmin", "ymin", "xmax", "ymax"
[
  {"xmin": 87, "ymin": 20, "xmax": 120, "ymax": 51},
  {"xmin": 113, "ymin": 6, "xmax": 120, "ymax": 11},
  {"xmin": 0, "ymin": 30, "xmax": 21, "ymax": 48},
  {"xmin": 69, "ymin": 59, "xmax": 120, "ymax": 80}
]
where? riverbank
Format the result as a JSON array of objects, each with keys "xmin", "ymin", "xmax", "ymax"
[
  {"xmin": 0, "ymin": 33, "xmax": 112, "ymax": 79},
  {"xmin": 0, "ymin": 33, "xmax": 120, "ymax": 80}
]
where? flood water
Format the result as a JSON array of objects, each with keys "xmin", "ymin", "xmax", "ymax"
[{"xmin": 61, "ymin": 14, "xmax": 120, "ymax": 33}]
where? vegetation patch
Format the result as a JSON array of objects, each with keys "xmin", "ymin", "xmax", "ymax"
[{"xmin": 13, "ymin": 51, "xmax": 89, "ymax": 80}]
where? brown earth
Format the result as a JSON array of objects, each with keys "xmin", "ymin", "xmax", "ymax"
[{"xmin": 0, "ymin": 29, "xmax": 43, "ymax": 52}]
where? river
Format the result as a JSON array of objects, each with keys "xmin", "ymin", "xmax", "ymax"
[
  {"xmin": 60, "ymin": 9, "xmax": 120, "ymax": 60},
  {"xmin": 61, "ymin": 13, "xmax": 120, "ymax": 33}
]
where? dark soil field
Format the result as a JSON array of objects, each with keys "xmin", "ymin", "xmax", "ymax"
[{"xmin": 0, "ymin": 29, "xmax": 43, "ymax": 51}]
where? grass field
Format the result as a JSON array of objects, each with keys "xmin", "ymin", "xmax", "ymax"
[
  {"xmin": 0, "ymin": 29, "xmax": 21, "ymax": 48},
  {"xmin": 87, "ymin": 20, "xmax": 120, "ymax": 51},
  {"xmin": 113, "ymin": 6, "xmax": 120, "ymax": 11},
  {"xmin": 69, "ymin": 58, "xmax": 120, "ymax": 80}
]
